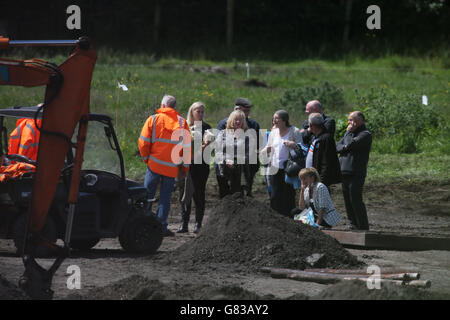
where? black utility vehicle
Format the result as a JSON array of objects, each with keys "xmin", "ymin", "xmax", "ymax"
[{"xmin": 0, "ymin": 106, "xmax": 162, "ymax": 255}]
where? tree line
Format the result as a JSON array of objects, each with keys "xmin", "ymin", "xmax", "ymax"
[{"xmin": 1, "ymin": 0, "xmax": 448, "ymax": 59}]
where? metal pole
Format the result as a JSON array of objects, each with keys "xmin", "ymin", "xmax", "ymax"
[
  {"xmin": 9, "ymin": 40, "xmax": 78, "ymax": 47},
  {"xmin": 64, "ymin": 204, "xmax": 76, "ymax": 245}
]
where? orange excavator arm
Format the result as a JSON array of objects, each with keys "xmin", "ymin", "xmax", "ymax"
[{"xmin": 0, "ymin": 36, "xmax": 97, "ymax": 299}]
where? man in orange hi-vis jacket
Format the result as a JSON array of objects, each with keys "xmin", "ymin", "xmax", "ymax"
[
  {"xmin": 139, "ymin": 95, "xmax": 191, "ymax": 236},
  {"xmin": 8, "ymin": 118, "xmax": 42, "ymax": 161},
  {"xmin": 0, "ymin": 118, "xmax": 41, "ymax": 182}
]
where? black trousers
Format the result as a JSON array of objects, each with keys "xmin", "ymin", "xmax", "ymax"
[
  {"xmin": 180, "ymin": 164, "xmax": 210, "ymax": 224},
  {"xmin": 243, "ymin": 163, "xmax": 259, "ymax": 196},
  {"xmin": 269, "ymin": 169, "xmax": 296, "ymax": 217},
  {"xmin": 215, "ymin": 164, "xmax": 243, "ymax": 199},
  {"xmin": 341, "ymin": 174, "xmax": 369, "ymax": 230}
]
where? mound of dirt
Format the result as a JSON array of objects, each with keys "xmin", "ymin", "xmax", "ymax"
[
  {"xmin": 169, "ymin": 194, "xmax": 361, "ymax": 271},
  {"xmin": 313, "ymin": 280, "xmax": 450, "ymax": 300},
  {"xmin": 68, "ymin": 275, "xmax": 273, "ymax": 300},
  {"xmin": 0, "ymin": 275, "xmax": 28, "ymax": 300}
]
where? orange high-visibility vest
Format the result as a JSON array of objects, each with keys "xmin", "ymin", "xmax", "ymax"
[
  {"xmin": 0, "ymin": 162, "xmax": 36, "ymax": 182},
  {"xmin": 8, "ymin": 118, "xmax": 41, "ymax": 161},
  {"xmin": 138, "ymin": 107, "xmax": 191, "ymax": 178}
]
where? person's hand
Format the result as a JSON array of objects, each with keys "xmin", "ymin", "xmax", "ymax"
[
  {"xmin": 283, "ymin": 140, "xmax": 296, "ymax": 149},
  {"xmin": 347, "ymin": 119, "xmax": 358, "ymax": 132},
  {"xmin": 178, "ymin": 171, "xmax": 187, "ymax": 180},
  {"xmin": 201, "ymin": 141, "xmax": 211, "ymax": 151},
  {"xmin": 300, "ymin": 182, "xmax": 308, "ymax": 191},
  {"xmin": 226, "ymin": 159, "xmax": 234, "ymax": 168}
]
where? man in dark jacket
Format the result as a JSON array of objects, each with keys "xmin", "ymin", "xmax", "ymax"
[
  {"xmin": 336, "ymin": 111, "xmax": 372, "ymax": 230},
  {"xmin": 306, "ymin": 113, "xmax": 341, "ymax": 188},
  {"xmin": 301, "ymin": 100, "xmax": 335, "ymax": 146},
  {"xmin": 216, "ymin": 98, "xmax": 260, "ymax": 197}
]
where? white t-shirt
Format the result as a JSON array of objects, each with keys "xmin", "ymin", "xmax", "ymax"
[{"xmin": 268, "ymin": 128, "xmax": 291, "ymax": 168}]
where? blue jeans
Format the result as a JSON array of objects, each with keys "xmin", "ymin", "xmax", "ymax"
[{"xmin": 144, "ymin": 167, "xmax": 175, "ymax": 231}]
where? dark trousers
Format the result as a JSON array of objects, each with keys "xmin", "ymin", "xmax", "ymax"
[
  {"xmin": 243, "ymin": 163, "xmax": 259, "ymax": 196},
  {"xmin": 269, "ymin": 169, "xmax": 296, "ymax": 217},
  {"xmin": 216, "ymin": 164, "xmax": 243, "ymax": 199},
  {"xmin": 342, "ymin": 174, "xmax": 369, "ymax": 230},
  {"xmin": 180, "ymin": 164, "xmax": 210, "ymax": 224}
]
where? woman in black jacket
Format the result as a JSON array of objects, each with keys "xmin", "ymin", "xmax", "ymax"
[{"xmin": 178, "ymin": 101, "xmax": 212, "ymax": 233}]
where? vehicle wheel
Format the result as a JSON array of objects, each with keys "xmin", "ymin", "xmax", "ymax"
[
  {"xmin": 70, "ymin": 238, "xmax": 100, "ymax": 251},
  {"xmin": 120, "ymin": 215, "xmax": 163, "ymax": 254},
  {"xmin": 12, "ymin": 213, "xmax": 57, "ymax": 257}
]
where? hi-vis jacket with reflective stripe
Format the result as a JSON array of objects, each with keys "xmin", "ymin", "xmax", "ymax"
[
  {"xmin": 8, "ymin": 118, "xmax": 41, "ymax": 161},
  {"xmin": 139, "ymin": 107, "xmax": 191, "ymax": 178},
  {"xmin": 0, "ymin": 162, "xmax": 36, "ymax": 182}
]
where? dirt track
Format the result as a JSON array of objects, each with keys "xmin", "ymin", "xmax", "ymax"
[{"xmin": 0, "ymin": 178, "xmax": 449, "ymax": 300}]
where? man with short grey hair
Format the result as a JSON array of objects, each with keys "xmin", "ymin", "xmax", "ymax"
[
  {"xmin": 305, "ymin": 113, "xmax": 341, "ymax": 188},
  {"xmin": 139, "ymin": 94, "xmax": 190, "ymax": 237},
  {"xmin": 161, "ymin": 95, "xmax": 177, "ymax": 109},
  {"xmin": 301, "ymin": 100, "xmax": 336, "ymax": 146}
]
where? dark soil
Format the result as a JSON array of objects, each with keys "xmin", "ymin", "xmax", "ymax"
[
  {"xmin": 313, "ymin": 279, "xmax": 450, "ymax": 300},
  {"xmin": 166, "ymin": 193, "xmax": 362, "ymax": 271},
  {"xmin": 67, "ymin": 275, "xmax": 274, "ymax": 300},
  {"xmin": 0, "ymin": 275, "xmax": 28, "ymax": 300},
  {"xmin": 68, "ymin": 274, "xmax": 449, "ymax": 300}
]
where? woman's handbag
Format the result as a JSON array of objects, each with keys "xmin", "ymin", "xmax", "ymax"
[
  {"xmin": 284, "ymin": 148, "xmax": 305, "ymax": 177},
  {"xmin": 283, "ymin": 128, "xmax": 307, "ymax": 177}
]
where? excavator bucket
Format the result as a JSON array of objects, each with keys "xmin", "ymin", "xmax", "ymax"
[{"xmin": 0, "ymin": 37, "xmax": 97, "ymax": 299}]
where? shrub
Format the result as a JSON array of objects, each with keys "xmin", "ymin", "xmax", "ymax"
[
  {"xmin": 278, "ymin": 82, "xmax": 345, "ymax": 114},
  {"xmin": 350, "ymin": 89, "xmax": 441, "ymax": 154}
]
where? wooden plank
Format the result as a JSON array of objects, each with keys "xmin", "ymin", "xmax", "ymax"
[
  {"xmin": 323, "ymin": 230, "xmax": 367, "ymax": 246},
  {"xmin": 323, "ymin": 230, "xmax": 450, "ymax": 251},
  {"xmin": 260, "ymin": 267, "xmax": 430, "ymax": 287}
]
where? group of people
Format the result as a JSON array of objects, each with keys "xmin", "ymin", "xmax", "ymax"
[{"xmin": 138, "ymin": 95, "xmax": 372, "ymax": 237}]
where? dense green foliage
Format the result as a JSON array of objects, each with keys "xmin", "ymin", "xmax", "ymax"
[{"xmin": 279, "ymin": 82, "xmax": 345, "ymax": 114}]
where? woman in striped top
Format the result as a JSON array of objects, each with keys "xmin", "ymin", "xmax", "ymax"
[{"xmin": 297, "ymin": 167, "xmax": 341, "ymax": 228}]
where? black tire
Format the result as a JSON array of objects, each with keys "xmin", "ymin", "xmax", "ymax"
[
  {"xmin": 70, "ymin": 238, "xmax": 100, "ymax": 251},
  {"xmin": 119, "ymin": 215, "xmax": 163, "ymax": 254},
  {"xmin": 12, "ymin": 213, "xmax": 57, "ymax": 257}
]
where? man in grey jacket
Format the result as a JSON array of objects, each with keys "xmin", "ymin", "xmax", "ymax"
[{"xmin": 336, "ymin": 111, "xmax": 372, "ymax": 230}]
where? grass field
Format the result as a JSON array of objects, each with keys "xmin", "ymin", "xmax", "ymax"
[{"xmin": 0, "ymin": 50, "xmax": 449, "ymax": 182}]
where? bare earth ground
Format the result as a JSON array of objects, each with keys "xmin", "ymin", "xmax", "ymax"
[{"xmin": 0, "ymin": 177, "xmax": 449, "ymax": 300}]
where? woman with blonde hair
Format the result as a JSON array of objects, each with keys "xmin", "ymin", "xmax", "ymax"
[
  {"xmin": 177, "ymin": 101, "xmax": 212, "ymax": 233},
  {"xmin": 215, "ymin": 110, "xmax": 250, "ymax": 197},
  {"xmin": 294, "ymin": 167, "xmax": 341, "ymax": 228}
]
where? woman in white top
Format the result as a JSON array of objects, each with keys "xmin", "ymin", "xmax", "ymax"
[
  {"xmin": 261, "ymin": 110, "xmax": 302, "ymax": 217},
  {"xmin": 296, "ymin": 167, "xmax": 341, "ymax": 228}
]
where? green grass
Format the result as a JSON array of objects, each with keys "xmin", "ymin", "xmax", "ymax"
[
  {"xmin": 0, "ymin": 51, "xmax": 449, "ymax": 182},
  {"xmin": 367, "ymin": 153, "xmax": 450, "ymax": 185}
]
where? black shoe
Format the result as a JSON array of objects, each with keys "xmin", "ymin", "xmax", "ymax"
[
  {"xmin": 193, "ymin": 223, "xmax": 202, "ymax": 234},
  {"xmin": 164, "ymin": 229, "xmax": 175, "ymax": 237},
  {"xmin": 177, "ymin": 223, "xmax": 189, "ymax": 233}
]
